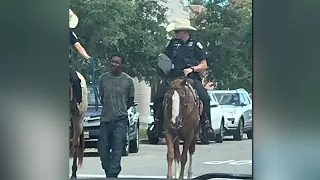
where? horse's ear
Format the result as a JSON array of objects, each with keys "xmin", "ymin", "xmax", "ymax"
[{"xmin": 180, "ymin": 78, "xmax": 187, "ymax": 86}]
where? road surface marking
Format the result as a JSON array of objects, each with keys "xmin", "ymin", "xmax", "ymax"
[
  {"xmin": 71, "ymin": 174, "xmax": 196, "ymax": 178},
  {"xmin": 203, "ymin": 160, "xmax": 252, "ymax": 165}
]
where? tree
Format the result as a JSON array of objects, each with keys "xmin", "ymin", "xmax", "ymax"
[
  {"xmin": 191, "ymin": 0, "xmax": 252, "ymax": 91},
  {"xmin": 70, "ymin": 0, "xmax": 168, "ymax": 84}
]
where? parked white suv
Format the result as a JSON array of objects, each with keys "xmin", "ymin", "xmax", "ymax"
[
  {"xmin": 207, "ymin": 92, "xmax": 225, "ymax": 143},
  {"xmin": 210, "ymin": 88, "xmax": 252, "ymax": 140}
]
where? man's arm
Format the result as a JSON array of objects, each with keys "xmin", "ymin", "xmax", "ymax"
[
  {"xmin": 193, "ymin": 41, "xmax": 208, "ymax": 72},
  {"xmin": 70, "ymin": 30, "xmax": 91, "ymax": 60},
  {"xmin": 74, "ymin": 42, "xmax": 91, "ymax": 60},
  {"xmin": 98, "ymin": 75, "xmax": 104, "ymax": 104},
  {"xmin": 127, "ymin": 78, "xmax": 135, "ymax": 110}
]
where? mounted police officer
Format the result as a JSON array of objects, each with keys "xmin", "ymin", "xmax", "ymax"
[
  {"xmin": 152, "ymin": 18, "xmax": 214, "ymax": 139},
  {"xmin": 69, "ymin": 9, "xmax": 91, "ymax": 106}
]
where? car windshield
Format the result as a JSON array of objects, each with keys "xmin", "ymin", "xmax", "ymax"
[
  {"xmin": 87, "ymin": 87, "xmax": 102, "ymax": 106},
  {"xmin": 214, "ymin": 93, "xmax": 241, "ymax": 106}
]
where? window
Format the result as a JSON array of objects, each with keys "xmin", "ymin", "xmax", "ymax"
[
  {"xmin": 131, "ymin": 106, "xmax": 137, "ymax": 114},
  {"xmin": 181, "ymin": 0, "xmax": 189, "ymax": 7},
  {"xmin": 239, "ymin": 93, "xmax": 246, "ymax": 104},
  {"xmin": 214, "ymin": 93, "xmax": 241, "ymax": 106},
  {"xmin": 208, "ymin": 93, "xmax": 218, "ymax": 104},
  {"xmin": 241, "ymin": 93, "xmax": 251, "ymax": 104}
]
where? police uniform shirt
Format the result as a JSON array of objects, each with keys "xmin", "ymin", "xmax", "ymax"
[
  {"xmin": 69, "ymin": 29, "xmax": 79, "ymax": 45},
  {"xmin": 164, "ymin": 37, "xmax": 205, "ymax": 64},
  {"xmin": 69, "ymin": 29, "xmax": 80, "ymax": 62}
]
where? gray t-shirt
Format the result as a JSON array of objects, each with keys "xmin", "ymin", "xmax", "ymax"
[{"xmin": 98, "ymin": 72, "xmax": 135, "ymax": 122}]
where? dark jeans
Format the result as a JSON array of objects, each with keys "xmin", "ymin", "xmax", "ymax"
[
  {"xmin": 192, "ymin": 79, "xmax": 211, "ymax": 121},
  {"xmin": 69, "ymin": 66, "xmax": 82, "ymax": 103},
  {"xmin": 97, "ymin": 117, "xmax": 127, "ymax": 178},
  {"xmin": 152, "ymin": 79, "xmax": 212, "ymax": 126}
]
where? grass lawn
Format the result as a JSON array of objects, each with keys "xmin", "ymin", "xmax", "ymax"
[{"xmin": 139, "ymin": 122, "xmax": 148, "ymax": 139}]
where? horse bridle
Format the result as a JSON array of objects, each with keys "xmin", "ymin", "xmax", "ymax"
[{"xmin": 165, "ymin": 83, "xmax": 198, "ymax": 127}]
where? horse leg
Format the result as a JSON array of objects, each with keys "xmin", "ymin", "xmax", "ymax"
[
  {"xmin": 174, "ymin": 139, "xmax": 181, "ymax": 179},
  {"xmin": 179, "ymin": 132, "xmax": 194, "ymax": 180},
  {"xmin": 70, "ymin": 153, "xmax": 78, "ymax": 179},
  {"xmin": 165, "ymin": 130, "xmax": 174, "ymax": 179},
  {"xmin": 187, "ymin": 135, "xmax": 197, "ymax": 179}
]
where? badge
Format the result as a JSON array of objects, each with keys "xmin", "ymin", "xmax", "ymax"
[
  {"xmin": 188, "ymin": 41, "xmax": 193, "ymax": 47},
  {"xmin": 196, "ymin": 42, "xmax": 203, "ymax": 49}
]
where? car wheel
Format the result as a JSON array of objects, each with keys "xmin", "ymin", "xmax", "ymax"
[
  {"xmin": 247, "ymin": 129, "xmax": 253, "ymax": 139},
  {"xmin": 122, "ymin": 125, "xmax": 130, "ymax": 156},
  {"xmin": 233, "ymin": 118, "xmax": 244, "ymax": 141},
  {"xmin": 215, "ymin": 119, "xmax": 224, "ymax": 143},
  {"xmin": 148, "ymin": 136, "xmax": 159, "ymax": 145},
  {"xmin": 129, "ymin": 124, "xmax": 139, "ymax": 153}
]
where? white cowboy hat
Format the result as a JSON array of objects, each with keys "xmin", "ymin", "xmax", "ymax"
[
  {"xmin": 166, "ymin": 18, "xmax": 197, "ymax": 32},
  {"xmin": 69, "ymin": 9, "xmax": 79, "ymax": 29}
]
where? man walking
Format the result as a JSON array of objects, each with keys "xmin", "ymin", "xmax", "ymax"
[{"xmin": 98, "ymin": 53, "xmax": 135, "ymax": 178}]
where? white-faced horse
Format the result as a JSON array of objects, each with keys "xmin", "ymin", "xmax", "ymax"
[{"xmin": 69, "ymin": 71, "xmax": 88, "ymax": 179}]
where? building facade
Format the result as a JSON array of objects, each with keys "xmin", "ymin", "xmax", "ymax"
[
  {"xmin": 189, "ymin": 4, "xmax": 206, "ymax": 19},
  {"xmin": 158, "ymin": 0, "xmax": 190, "ymax": 23}
]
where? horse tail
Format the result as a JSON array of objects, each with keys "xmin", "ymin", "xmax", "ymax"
[{"xmin": 77, "ymin": 131, "xmax": 85, "ymax": 167}]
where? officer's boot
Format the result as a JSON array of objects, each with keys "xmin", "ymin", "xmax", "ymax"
[
  {"xmin": 202, "ymin": 101, "xmax": 215, "ymax": 139},
  {"xmin": 151, "ymin": 103, "xmax": 161, "ymax": 136}
]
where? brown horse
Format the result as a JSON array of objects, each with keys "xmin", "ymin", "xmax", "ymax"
[
  {"xmin": 69, "ymin": 71, "xmax": 88, "ymax": 179},
  {"xmin": 163, "ymin": 77, "xmax": 202, "ymax": 180}
]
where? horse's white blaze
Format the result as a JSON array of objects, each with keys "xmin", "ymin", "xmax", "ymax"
[
  {"xmin": 175, "ymin": 160, "xmax": 180, "ymax": 179},
  {"xmin": 171, "ymin": 90, "xmax": 180, "ymax": 125}
]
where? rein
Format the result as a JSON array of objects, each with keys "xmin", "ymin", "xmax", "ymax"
[
  {"xmin": 166, "ymin": 81, "xmax": 198, "ymax": 128},
  {"xmin": 89, "ymin": 57, "xmax": 100, "ymax": 111}
]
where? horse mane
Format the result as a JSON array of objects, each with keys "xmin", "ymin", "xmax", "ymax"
[{"xmin": 170, "ymin": 78, "xmax": 187, "ymax": 89}]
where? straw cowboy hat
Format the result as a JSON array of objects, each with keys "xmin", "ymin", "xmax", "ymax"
[
  {"xmin": 166, "ymin": 18, "xmax": 197, "ymax": 32},
  {"xmin": 69, "ymin": 9, "xmax": 79, "ymax": 28}
]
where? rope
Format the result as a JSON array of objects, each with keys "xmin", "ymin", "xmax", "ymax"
[{"xmin": 89, "ymin": 57, "xmax": 100, "ymax": 111}]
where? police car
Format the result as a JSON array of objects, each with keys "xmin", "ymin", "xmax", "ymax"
[{"xmin": 210, "ymin": 88, "xmax": 253, "ymax": 140}]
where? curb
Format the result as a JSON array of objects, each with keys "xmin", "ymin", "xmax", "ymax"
[{"xmin": 139, "ymin": 138, "xmax": 149, "ymax": 144}]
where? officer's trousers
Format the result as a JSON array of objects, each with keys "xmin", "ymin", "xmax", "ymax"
[
  {"xmin": 69, "ymin": 66, "xmax": 82, "ymax": 103},
  {"xmin": 152, "ymin": 78, "xmax": 211, "ymax": 125}
]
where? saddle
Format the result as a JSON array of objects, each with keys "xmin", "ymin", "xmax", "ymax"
[
  {"xmin": 69, "ymin": 82, "xmax": 80, "ymax": 116},
  {"xmin": 185, "ymin": 80, "xmax": 203, "ymax": 116}
]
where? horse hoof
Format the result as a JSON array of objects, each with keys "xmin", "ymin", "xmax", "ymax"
[{"xmin": 69, "ymin": 176, "xmax": 77, "ymax": 179}]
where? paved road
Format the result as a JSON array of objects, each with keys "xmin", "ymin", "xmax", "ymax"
[{"xmin": 69, "ymin": 136, "xmax": 252, "ymax": 179}]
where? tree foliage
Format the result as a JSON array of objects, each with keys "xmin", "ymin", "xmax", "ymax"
[
  {"xmin": 190, "ymin": 0, "xmax": 252, "ymax": 91},
  {"xmin": 70, "ymin": 0, "xmax": 168, "ymax": 83},
  {"xmin": 70, "ymin": 0, "xmax": 252, "ymax": 91}
]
